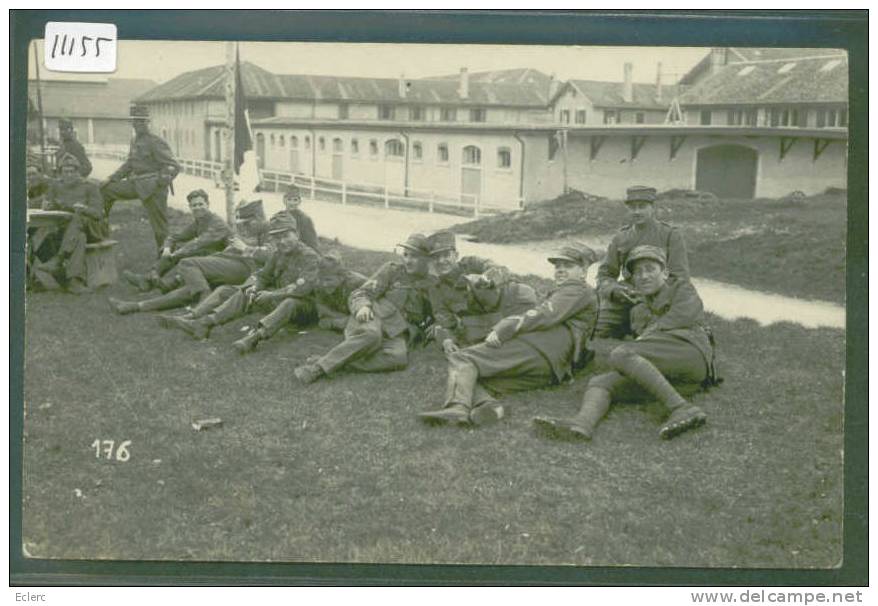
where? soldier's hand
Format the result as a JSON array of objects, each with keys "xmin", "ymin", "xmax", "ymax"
[
  {"xmin": 442, "ymin": 338, "xmax": 460, "ymax": 355},
  {"xmin": 612, "ymin": 284, "xmax": 637, "ymax": 304},
  {"xmin": 464, "ymin": 273, "xmax": 490, "ymax": 288},
  {"xmin": 253, "ymin": 290, "xmax": 275, "ymax": 306},
  {"xmin": 228, "ymin": 236, "xmax": 247, "ymax": 252},
  {"xmin": 485, "ymin": 331, "xmax": 502, "ymax": 348},
  {"xmin": 484, "ymin": 267, "xmax": 508, "ymax": 286},
  {"xmin": 355, "ymin": 306, "xmax": 373, "ymax": 323}
]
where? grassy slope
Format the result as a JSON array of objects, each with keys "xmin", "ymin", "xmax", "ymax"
[
  {"xmin": 452, "ymin": 192, "xmax": 847, "ymax": 304},
  {"xmin": 21, "ymin": 202, "xmax": 844, "ymax": 567}
]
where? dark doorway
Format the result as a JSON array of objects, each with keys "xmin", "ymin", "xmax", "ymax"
[{"xmin": 695, "ymin": 144, "xmax": 758, "ymax": 198}]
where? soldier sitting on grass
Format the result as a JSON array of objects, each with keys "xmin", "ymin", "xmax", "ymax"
[
  {"xmin": 160, "ymin": 214, "xmax": 321, "ymax": 354},
  {"xmin": 293, "ymin": 233, "xmax": 434, "ymax": 384},
  {"xmin": 534, "ymin": 245, "xmax": 720, "ymax": 442},
  {"xmin": 118, "ymin": 189, "xmax": 231, "ymax": 295},
  {"xmin": 109, "ymin": 199, "xmax": 270, "ymax": 316},
  {"xmin": 425, "ymin": 230, "xmax": 538, "ymax": 354},
  {"xmin": 32, "ymin": 154, "xmax": 109, "ymax": 294},
  {"xmin": 278, "ymin": 184, "xmax": 319, "ymax": 252},
  {"xmin": 419, "ymin": 243, "xmax": 598, "ymax": 427}
]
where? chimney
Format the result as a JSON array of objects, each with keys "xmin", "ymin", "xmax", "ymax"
[
  {"xmin": 458, "ymin": 67, "xmax": 469, "ymax": 100},
  {"xmin": 398, "ymin": 74, "xmax": 407, "ymax": 99},
  {"xmin": 548, "ymin": 73, "xmax": 560, "ymax": 99},
  {"xmin": 709, "ymin": 48, "xmax": 727, "ymax": 74},
  {"xmin": 655, "ymin": 62, "xmax": 663, "ymax": 101},
  {"xmin": 622, "ymin": 62, "xmax": 633, "ymax": 103}
]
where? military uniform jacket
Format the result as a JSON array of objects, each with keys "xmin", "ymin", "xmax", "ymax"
[
  {"xmin": 216, "ymin": 220, "xmax": 273, "ymax": 271},
  {"xmin": 164, "ymin": 211, "xmax": 231, "ymax": 259},
  {"xmin": 491, "ymin": 279, "xmax": 598, "ymax": 382},
  {"xmin": 349, "ymin": 262, "xmax": 434, "ymax": 339},
  {"xmin": 254, "ymin": 243, "xmax": 321, "ymax": 296},
  {"xmin": 109, "ymin": 132, "xmax": 181, "ymax": 199},
  {"xmin": 44, "ymin": 178, "xmax": 108, "ymax": 240},
  {"xmin": 597, "ymin": 220, "xmax": 690, "ymax": 297},
  {"xmin": 629, "ymin": 277, "xmax": 713, "ymax": 369},
  {"xmin": 312, "ymin": 268, "xmax": 367, "ymax": 313},
  {"xmin": 55, "ymin": 139, "xmax": 92, "ymax": 178}
]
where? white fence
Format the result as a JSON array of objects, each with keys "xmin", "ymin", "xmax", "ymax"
[{"xmin": 83, "ymin": 146, "xmax": 519, "ymax": 218}]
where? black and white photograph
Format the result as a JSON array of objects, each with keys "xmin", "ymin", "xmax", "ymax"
[{"xmin": 13, "ymin": 10, "xmax": 863, "ymax": 581}]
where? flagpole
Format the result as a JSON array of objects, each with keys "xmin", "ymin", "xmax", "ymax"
[
  {"xmin": 32, "ymin": 40, "xmax": 48, "ymax": 173},
  {"xmin": 223, "ymin": 42, "xmax": 236, "ymax": 233}
]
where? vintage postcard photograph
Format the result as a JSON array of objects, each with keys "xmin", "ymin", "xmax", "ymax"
[{"xmin": 19, "ymin": 30, "xmax": 850, "ymax": 571}]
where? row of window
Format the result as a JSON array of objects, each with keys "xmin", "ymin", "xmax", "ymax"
[
  {"xmin": 699, "ymin": 106, "xmax": 848, "ymax": 128},
  {"xmin": 257, "ymin": 132, "xmax": 512, "ymax": 168},
  {"xmin": 343, "ymin": 104, "xmax": 489, "ymax": 123}
]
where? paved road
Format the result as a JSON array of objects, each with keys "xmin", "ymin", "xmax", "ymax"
[{"xmin": 93, "ymin": 159, "xmax": 845, "ymax": 329}]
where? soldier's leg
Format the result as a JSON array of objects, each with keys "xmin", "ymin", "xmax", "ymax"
[
  {"xmin": 592, "ymin": 292, "xmax": 632, "ymax": 339},
  {"xmin": 534, "ymin": 371, "xmax": 623, "ymax": 440},
  {"xmin": 100, "ymin": 179, "xmax": 138, "ymax": 218},
  {"xmin": 141, "ymin": 187, "xmax": 170, "ymax": 249},
  {"xmin": 202, "ymin": 288, "xmax": 249, "ymax": 328},
  {"xmin": 58, "ymin": 215, "xmax": 88, "ymax": 283},
  {"xmin": 136, "ymin": 287, "xmax": 195, "ymax": 312},
  {"xmin": 314, "ymin": 317, "xmax": 385, "ymax": 375},
  {"xmin": 189, "ymin": 285, "xmax": 241, "ymax": 318},
  {"xmin": 257, "ymin": 297, "xmax": 315, "ymax": 338},
  {"xmin": 316, "ymin": 303, "xmax": 349, "ymax": 331}
]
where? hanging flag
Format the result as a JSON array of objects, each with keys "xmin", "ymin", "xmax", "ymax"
[{"xmin": 233, "ymin": 46, "xmax": 252, "ymax": 175}]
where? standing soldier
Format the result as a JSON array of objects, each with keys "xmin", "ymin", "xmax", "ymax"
[
  {"xmin": 594, "ymin": 185, "xmax": 690, "ymax": 338},
  {"xmin": 101, "ymin": 104, "xmax": 181, "ymax": 250},
  {"xmin": 534, "ymin": 245, "xmax": 719, "ymax": 441},
  {"xmin": 36, "ymin": 154, "xmax": 108, "ymax": 293},
  {"xmin": 425, "ymin": 230, "xmax": 537, "ymax": 353},
  {"xmin": 292, "ymin": 233, "xmax": 434, "ymax": 384},
  {"xmin": 54, "ymin": 118, "xmax": 92, "ymax": 178},
  {"xmin": 419, "ymin": 244, "xmax": 598, "ymax": 427}
]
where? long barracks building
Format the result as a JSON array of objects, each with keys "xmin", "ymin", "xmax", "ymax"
[{"xmin": 134, "ymin": 47, "xmax": 848, "ymax": 209}]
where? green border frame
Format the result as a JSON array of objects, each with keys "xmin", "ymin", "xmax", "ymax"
[{"xmin": 9, "ymin": 9, "xmax": 868, "ymax": 586}]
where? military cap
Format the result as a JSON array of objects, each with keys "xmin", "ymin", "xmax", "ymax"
[
  {"xmin": 283, "ymin": 184, "xmax": 302, "ymax": 198},
  {"xmin": 186, "ymin": 189, "xmax": 209, "ymax": 203},
  {"xmin": 58, "ymin": 118, "xmax": 74, "ymax": 129},
  {"xmin": 235, "ymin": 198, "xmax": 265, "ymax": 221},
  {"xmin": 58, "ymin": 153, "xmax": 81, "ymax": 169},
  {"xmin": 548, "ymin": 243, "xmax": 598, "ymax": 267},
  {"xmin": 267, "ymin": 213, "xmax": 298, "ymax": 235},
  {"xmin": 398, "ymin": 232, "xmax": 431, "ymax": 256},
  {"xmin": 427, "ymin": 230, "xmax": 457, "ymax": 255},
  {"xmin": 129, "ymin": 104, "xmax": 150, "ymax": 120},
  {"xmin": 625, "ymin": 245, "xmax": 667, "ymax": 272},
  {"xmin": 625, "ymin": 185, "xmax": 657, "ymax": 204}
]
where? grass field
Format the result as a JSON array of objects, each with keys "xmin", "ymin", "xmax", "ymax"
[
  {"xmin": 452, "ymin": 191, "xmax": 847, "ymax": 304},
  {"xmin": 21, "ymin": 202, "xmax": 844, "ymax": 567}
]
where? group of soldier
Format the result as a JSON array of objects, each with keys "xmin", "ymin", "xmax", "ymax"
[{"xmin": 26, "ymin": 104, "xmax": 721, "ymax": 442}]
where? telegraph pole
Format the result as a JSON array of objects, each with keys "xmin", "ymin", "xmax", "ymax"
[
  {"xmin": 32, "ymin": 41, "xmax": 48, "ymax": 172},
  {"xmin": 223, "ymin": 42, "xmax": 236, "ymax": 233}
]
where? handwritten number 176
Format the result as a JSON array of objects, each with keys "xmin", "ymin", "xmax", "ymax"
[{"xmin": 50, "ymin": 34, "xmax": 112, "ymax": 58}]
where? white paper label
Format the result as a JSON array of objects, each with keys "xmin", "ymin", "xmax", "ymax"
[{"xmin": 44, "ymin": 22, "xmax": 117, "ymax": 73}]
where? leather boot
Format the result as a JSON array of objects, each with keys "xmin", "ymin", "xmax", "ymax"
[
  {"xmin": 533, "ymin": 387, "xmax": 611, "ymax": 441},
  {"xmin": 232, "ymin": 329, "xmax": 263, "ymax": 355}
]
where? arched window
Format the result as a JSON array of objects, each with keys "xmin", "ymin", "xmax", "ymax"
[
  {"xmin": 412, "ymin": 141, "xmax": 423, "ymax": 160},
  {"xmin": 304, "ymin": 136, "xmax": 311, "ymax": 150},
  {"xmin": 369, "ymin": 139, "xmax": 379, "ymax": 157},
  {"xmin": 497, "ymin": 147, "xmax": 511, "ymax": 168},
  {"xmin": 333, "ymin": 137, "xmax": 344, "ymax": 153},
  {"xmin": 270, "ymin": 134, "xmax": 276, "ymax": 146},
  {"xmin": 463, "ymin": 145, "xmax": 481, "ymax": 166},
  {"xmin": 385, "ymin": 139, "xmax": 405, "ymax": 157},
  {"xmin": 318, "ymin": 137, "xmax": 326, "ymax": 152},
  {"xmin": 279, "ymin": 135, "xmax": 285, "ymax": 147},
  {"xmin": 351, "ymin": 138, "xmax": 359, "ymax": 155},
  {"xmin": 290, "ymin": 135, "xmax": 298, "ymax": 149},
  {"xmin": 437, "ymin": 143, "xmax": 449, "ymax": 163}
]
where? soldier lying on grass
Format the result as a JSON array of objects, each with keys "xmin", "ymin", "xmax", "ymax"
[
  {"xmin": 118, "ymin": 189, "xmax": 231, "ymax": 294},
  {"xmin": 293, "ymin": 233, "xmax": 435, "ymax": 384},
  {"xmin": 159, "ymin": 213, "xmax": 321, "ymax": 352},
  {"xmin": 425, "ymin": 230, "xmax": 538, "ymax": 354},
  {"xmin": 534, "ymin": 245, "xmax": 720, "ymax": 441},
  {"xmin": 419, "ymin": 243, "xmax": 598, "ymax": 427},
  {"xmin": 109, "ymin": 198, "xmax": 271, "ymax": 316}
]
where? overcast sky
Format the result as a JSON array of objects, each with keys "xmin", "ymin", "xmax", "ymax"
[{"xmin": 29, "ymin": 40, "xmax": 711, "ymax": 85}]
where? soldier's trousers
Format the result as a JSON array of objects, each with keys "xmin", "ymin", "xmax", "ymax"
[
  {"xmin": 58, "ymin": 214, "xmax": 108, "ymax": 283},
  {"xmin": 315, "ymin": 317, "xmax": 408, "ymax": 375},
  {"xmin": 444, "ymin": 340, "xmax": 554, "ymax": 409},
  {"xmin": 101, "ymin": 179, "xmax": 169, "ymax": 249},
  {"xmin": 200, "ymin": 288, "xmax": 314, "ymax": 336},
  {"xmin": 133, "ymin": 255, "xmax": 251, "ymax": 313},
  {"xmin": 587, "ymin": 335, "xmax": 708, "ymax": 406},
  {"xmin": 593, "ymin": 290, "xmax": 633, "ymax": 339}
]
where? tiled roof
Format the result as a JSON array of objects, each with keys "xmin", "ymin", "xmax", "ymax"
[
  {"xmin": 679, "ymin": 53, "xmax": 848, "ymax": 106},
  {"xmin": 136, "ymin": 62, "xmax": 550, "ymax": 108},
  {"xmin": 430, "ymin": 67, "xmax": 553, "ymax": 88},
  {"xmin": 726, "ymin": 47, "xmax": 846, "ymax": 63},
  {"xmin": 565, "ymin": 80, "xmax": 683, "ymax": 109},
  {"xmin": 28, "ymin": 78, "xmax": 157, "ymax": 118}
]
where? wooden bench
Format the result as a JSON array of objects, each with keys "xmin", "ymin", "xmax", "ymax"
[{"xmin": 85, "ymin": 240, "xmax": 119, "ymax": 289}]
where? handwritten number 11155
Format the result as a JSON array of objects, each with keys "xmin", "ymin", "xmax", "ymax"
[{"xmin": 51, "ymin": 34, "xmax": 112, "ymax": 59}]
